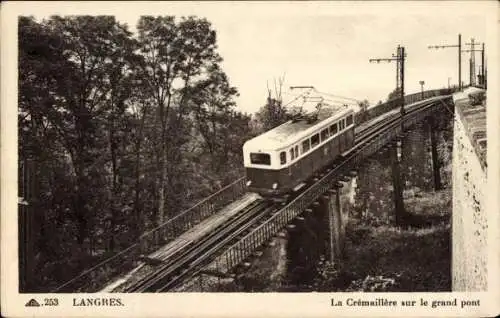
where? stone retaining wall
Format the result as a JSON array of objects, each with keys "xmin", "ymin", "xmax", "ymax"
[{"xmin": 451, "ymin": 88, "xmax": 487, "ymax": 291}]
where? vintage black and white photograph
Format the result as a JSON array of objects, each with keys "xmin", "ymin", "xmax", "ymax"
[{"xmin": 2, "ymin": 1, "xmax": 499, "ymax": 317}]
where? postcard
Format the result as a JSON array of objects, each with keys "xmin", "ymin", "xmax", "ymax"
[{"xmin": 1, "ymin": 1, "xmax": 499, "ymax": 317}]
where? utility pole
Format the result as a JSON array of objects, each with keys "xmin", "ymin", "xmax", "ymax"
[
  {"xmin": 484, "ymin": 55, "xmax": 487, "ymax": 89},
  {"xmin": 479, "ymin": 49, "xmax": 484, "ymax": 86},
  {"xmin": 448, "ymin": 77, "xmax": 451, "ymax": 89},
  {"xmin": 370, "ymin": 45, "xmax": 406, "ymax": 120},
  {"xmin": 419, "ymin": 80, "xmax": 425, "ymax": 99},
  {"xmin": 463, "ymin": 42, "xmax": 485, "ymax": 87},
  {"xmin": 464, "ymin": 38, "xmax": 481, "ymax": 86},
  {"xmin": 396, "ymin": 50, "xmax": 401, "ymax": 88},
  {"xmin": 481, "ymin": 43, "xmax": 485, "ymax": 86},
  {"xmin": 428, "ymin": 33, "xmax": 462, "ymax": 91},
  {"xmin": 469, "ymin": 57, "xmax": 473, "ymax": 86}
]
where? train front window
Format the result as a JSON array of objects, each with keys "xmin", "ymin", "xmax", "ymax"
[
  {"xmin": 311, "ymin": 134, "xmax": 320, "ymax": 147},
  {"xmin": 346, "ymin": 114, "xmax": 353, "ymax": 126},
  {"xmin": 250, "ymin": 153, "xmax": 271, "ymax": 165},
  {"xmin": 295, "ymin": 145, "xmax": 299, "ymax": 158},
  {"xmin": 280, "ymin": 151, "xmax": 287, "ymax": 165},
  {"xmin": 331, "ymin": 123, "xmax": 338, "ymax": 135},
  {"xmin": 302, "ymin": 139, "xmax": 310, "ymax": 153}
]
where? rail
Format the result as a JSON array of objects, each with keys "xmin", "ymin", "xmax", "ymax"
[
  {"xmin": 127, "ymin": 200, "xmax": 273, "ymax": 292},
  {"xmin": 355, "ymin": 87, "xmax": 461, "ymax": 125}
]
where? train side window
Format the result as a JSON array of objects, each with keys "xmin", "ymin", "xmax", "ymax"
[
  {"xmin": 280, "ymin": 151, "xmax": 286, "ymax": 165},
  {"xmin": 250, "ymin": 153, "xmax": 271, "ymax": 165},
  {"xmin": 290, "ymin": 148, "xmax": 294, "ymax": 160},
  {"xmin": 346, "ymin": 114, "xmax": 353, "ymax": 126},
  {"xmin": 295, "ymin": 145, "xmax": 299, "ymax": 158},
  {"xmin": 340, "ymin": 119, "xmax": 345, "ymax": 130},
  {"xmin": 302, "ymin": 139, "xmax": 310, "ymax": 153},
  {"xmin": 331, "ymin": 123, "xmax": 338, "ymax": 135},
  {"xmin": 311, "ymin": 133, "xmax": 320, "ymax": 148},
  {"xmin": 321, "ymin": 128, "xmax": 329, "ymax": 142}
]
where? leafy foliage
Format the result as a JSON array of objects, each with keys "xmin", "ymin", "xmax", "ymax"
[
  {"xmin": 356, "ymin": 99, "xmax": 370, "ymax": 122},
  {"xmin": 253, "ymin": 77, "xmax": 294, "ymax": 133},
  {"xmin": 387, "ymin": 86, "xmax": 403, "ymax": 101},
  {"xmin": 18, "ymin": 15, "xmax": 252, "ymax": 292}
]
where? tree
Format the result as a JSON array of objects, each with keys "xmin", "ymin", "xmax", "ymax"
[
  {"xmin": 254, "ymin": 75, "xmax": 292, "ymax": 132},
  {"xmin": 387, "ymin": 87, "xmax": 402, "ymax": 101},
  {"xmin": 19, "ymin": 16, "xmax": 76, "ymax": 290},
  {"xmin": 356, "ymin": 99, "xmax": 370, "ymax": 122},
  {"xmin": 191, "ymin": 66, "xmax": 240, "ymax": 173},
  {"xmin": 101, "ymin": 24, "xmax": 141, "ymax": 250},
  {"xmin": 18, "ymin": 14, "xmax": 254, "ymax": 292},
  {"xmin": 41, "ymin": 16, "xmax": 141, "ymax": 252},
  {"xmin": 136, "ymin": 16, "xmax": 227, "ymax": 224},
  {"xmin": 358, "ymin": 99, "xmax": 369, "ymax": 112}
]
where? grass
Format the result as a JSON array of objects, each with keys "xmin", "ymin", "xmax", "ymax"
[
  {"xmin": 342, "ymin": 221, "xmax": 451, "ymax": 291},
  {"xmin": 317, "ymin": 188, "xmax": 452, "ymax": 292}
]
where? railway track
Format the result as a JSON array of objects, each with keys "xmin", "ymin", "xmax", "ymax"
[
  {"xmin": 125, "ymin": 200, "xmax": 277, "ymax": 292},
  {"xmin": 355, "ymin": 97, "xmax": 445, "ymax": 143},
  {"xmin": 345, "ymin": 97, "xmax": 445, "ymax": 160}
]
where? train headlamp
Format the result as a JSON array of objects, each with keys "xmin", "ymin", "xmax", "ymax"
[
  {"xmin": 246, "ymin": 180, "xmax": 252, "ymax": 187},
  {"xmin": 272, "ymin": 183, "xmax": 278, "ymax": 189}
]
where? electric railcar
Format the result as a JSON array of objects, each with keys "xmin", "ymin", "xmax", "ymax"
[{"xmin": 243, "ymin": 106, "xmax": 355, "ymax": 197}]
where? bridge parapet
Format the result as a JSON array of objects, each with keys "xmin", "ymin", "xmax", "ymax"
[
  {"xmin": 453, "ymin": 87, "xmax": 487, "ymax": 170},
  {"xmin": 451, "ymin": 87, "xmax": 487, "ymax": 291},
  {"xmin": 355, "ymin": 87, "xmax": 459, "ymax": 125}
]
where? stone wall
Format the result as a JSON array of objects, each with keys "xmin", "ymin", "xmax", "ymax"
[{"xmin": 451, "ymin": 88, "xmax": 487, "ymax": 291}]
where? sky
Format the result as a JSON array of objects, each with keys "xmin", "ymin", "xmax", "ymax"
[{"xmin": 27, "ymin": 1, "xmax": 490, "ymax": 115}]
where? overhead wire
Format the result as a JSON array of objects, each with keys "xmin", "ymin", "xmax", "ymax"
[
  {"xmin": 313, "ymin": 89, "xmax": 362, "ymax": 103},
  {"xmin": 281, "ymin": 89, "xmax": 360, "ymax": 110}
]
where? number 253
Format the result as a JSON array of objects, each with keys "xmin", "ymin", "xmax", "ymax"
[{"xmin": 44, "ymin": 298, "xmax": 59, "ymax": 306}]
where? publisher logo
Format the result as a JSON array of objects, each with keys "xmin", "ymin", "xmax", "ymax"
[{"xmin": 25, "ymin": 299, "xmax": 41, "ymax": 307}]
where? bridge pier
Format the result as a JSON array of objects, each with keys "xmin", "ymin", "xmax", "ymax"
[
  {"xmin": 391, "ymin": 140, "xmax": 406, "ymax": 226},
  {"xmin": 285, "ymin": 201, "xmax": 325, "ymax": 285},
  {"xmin": 428, "ymin": 117, "xmax": 442, "ymax": 191},
  {"xmin": 301, "ymin": 208, "xmax": 324, "ymax": 269},
  {"xmin": 320, "ymin": 184, "xmax": 345, "ymax": 264}
]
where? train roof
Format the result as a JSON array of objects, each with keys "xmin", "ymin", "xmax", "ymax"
[{"xmin": 245, "ymin": 104, "xmax": 353, "ymax": 151}]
